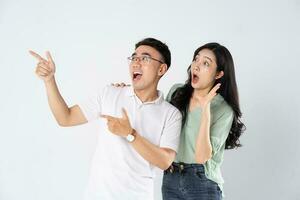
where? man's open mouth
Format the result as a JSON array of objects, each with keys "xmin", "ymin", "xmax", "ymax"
[{"xmin": 133, "ymin": 71, "xmax": 143, "ymax": 81}]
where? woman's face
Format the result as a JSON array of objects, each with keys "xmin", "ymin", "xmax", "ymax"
[{"xmin": 190, "ymin": 48, "xmax": 223, "ymax": 90}]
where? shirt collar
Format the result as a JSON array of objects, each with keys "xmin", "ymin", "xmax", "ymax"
[{"xmin": 125, "ymin": 86, "xmax": 164, "ymax": 105}]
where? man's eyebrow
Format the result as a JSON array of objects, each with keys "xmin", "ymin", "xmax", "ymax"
[
  {"xmin": 131, "ymin": 52, "xmax": 151, "ymax": 57},
  {"xmin": 141, "ymin": 52, "xmax": 151, "ymax": 56}
]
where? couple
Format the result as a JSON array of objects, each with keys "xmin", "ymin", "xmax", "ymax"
[{"xmin": 30, "ymin": 38, "xmax": 245, "ymax": 200}]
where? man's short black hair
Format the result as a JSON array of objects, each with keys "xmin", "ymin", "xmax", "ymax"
[{"xmin": 135, "ymin": 38, "xmax": 171, "ymax": 69}]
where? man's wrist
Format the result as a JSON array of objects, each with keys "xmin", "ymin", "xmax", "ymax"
[
  {"xmin": 44, "ymin": 76, "xmax": 55, "ymax": 86},
  {"xmin": 126, "ymin": 129, "xmax": 136, "ymax": 142}
]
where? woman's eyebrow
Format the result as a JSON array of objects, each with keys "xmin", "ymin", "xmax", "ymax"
[
  {"xmin": 196, "ymin": 54, "xmax": 213, "ymax": 63},
  {"xmin": 204, "ymin": 56, "xmax": 213, "ymax": 62}
]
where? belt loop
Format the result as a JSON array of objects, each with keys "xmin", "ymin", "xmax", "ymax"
[
  {"xmin": 179, "ymin": 163, "xmax": 184, "ymax": 173},
  {"xmin": 169, "ymin": 165, "xmax": 174, "ymax": 173}
]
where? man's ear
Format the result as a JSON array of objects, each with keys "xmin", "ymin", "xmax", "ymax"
[
  {"xmin": 215, "ymin": 70, "xmax": 224, "ymax": 80},
  {"xmin": 158, "ymin": 64, "xmax": 168, "ymax": 77}
]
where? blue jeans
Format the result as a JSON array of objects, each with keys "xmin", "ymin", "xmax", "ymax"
[{"xmin": 162, "ymin": 162, "xmax": 222, "ymax": 200}]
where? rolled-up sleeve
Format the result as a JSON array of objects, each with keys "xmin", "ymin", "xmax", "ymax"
[
  {"xmin": 210, "ymin": 107, "xmax": 234, "ymax": 155},
  {"xmin": 159, "ymin": 108, "xmax": 182, "ymax": 152}
]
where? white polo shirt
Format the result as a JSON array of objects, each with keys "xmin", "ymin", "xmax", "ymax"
[{"xmin": 78, "ymin": 85, "xmax": 182, "ymax": 200}]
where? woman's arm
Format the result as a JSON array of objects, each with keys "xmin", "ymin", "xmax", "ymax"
[
  {"xmin": 195, "ymin": 103, "xmax": 213, "ymax": 163},
  {"xmin": 194, "ymin": 84, "xmax": 221, "ymax": 163}
]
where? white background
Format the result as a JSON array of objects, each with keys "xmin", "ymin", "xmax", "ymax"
[{"xmin": 0, "ymin": 0, "xmax": 299, "ymax": 199}]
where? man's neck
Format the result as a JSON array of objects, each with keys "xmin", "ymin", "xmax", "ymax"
[{"xmin": 134, "ymin": 88, "xmax": 159, "ymax": 103}]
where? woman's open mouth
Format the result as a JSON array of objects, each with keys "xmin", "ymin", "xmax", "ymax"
[{"xmin": 192, "ymin": 73, "xmax": 199, "ymax": 84}]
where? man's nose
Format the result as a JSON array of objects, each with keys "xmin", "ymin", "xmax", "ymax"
[{"xmin": 132, "ymin": 61, "xmax": 142, "ymax": 69}]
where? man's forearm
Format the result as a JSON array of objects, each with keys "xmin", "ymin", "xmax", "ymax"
[
  {"xmin": 131, "ymin": 131, "xmax": 175, "ymax": 170},
  {"xmin": 44, "ymin": 77, "xmax": 70, "ymax": 126}
]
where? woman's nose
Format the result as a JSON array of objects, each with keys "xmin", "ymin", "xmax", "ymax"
[{"xmin": 194, "ymin": 65, "xmax": 200, "ymax": 71}]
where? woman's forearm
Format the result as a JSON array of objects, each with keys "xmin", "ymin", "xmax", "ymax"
[{"xmin": 195, "ymin": 104, "xmax": 212, "ymax": 163}]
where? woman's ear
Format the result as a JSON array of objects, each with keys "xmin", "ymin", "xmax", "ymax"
[
  {"xmin": 158, "ymin": 64, "xmax": 168, "ymax": 77},
  {"xmin": 215, "ymin": 70, "xmax": 224, "ymax": 80}
]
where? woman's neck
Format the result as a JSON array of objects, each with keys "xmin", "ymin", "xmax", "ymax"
[{"xmin": 192, "ymin": 87, "xmax": 210, "ymax": 99}]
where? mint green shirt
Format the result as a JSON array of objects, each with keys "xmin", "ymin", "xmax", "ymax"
[{"xmin": 166, "ymin": 84, "xmax": 234, "ymax": 193}]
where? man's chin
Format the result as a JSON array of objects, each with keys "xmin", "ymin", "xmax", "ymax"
[{"xmin": 132, "ymin": 83, "xmax": 145, "ymax": 91}]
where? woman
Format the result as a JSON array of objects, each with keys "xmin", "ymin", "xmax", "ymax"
[{"xmin": 162, "ymin": 42, "xmax": 245, "ymax": 199}]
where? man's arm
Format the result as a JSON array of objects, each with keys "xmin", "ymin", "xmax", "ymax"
[
  {"xmin": 102, "ymin": 108, "xmax": 181, "ymax": 170},
  {"xmin": 30, "ymin": 50, "xmax": 87, "ymax": 127},
  {"xmin": 130, "ymin": 130, "xmax": 176, "ymax": 170},
  {"xmin": 44, "ymin": 78, "xmax": 87, "ymax": 126}
]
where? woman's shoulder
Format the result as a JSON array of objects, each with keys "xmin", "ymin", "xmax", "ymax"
[
  {"xmin": 169, "ymin": 83, "xmax": 184, "ymax": 92},
  {"xmin": 212, "ymin": 95, "xmax": 234, "ymax": 118},
  {"xmin": 166, "ymin": 83, "xmax": 184, "ymax": 102}
]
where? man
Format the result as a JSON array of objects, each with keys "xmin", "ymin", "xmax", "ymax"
[{"xmin": 30, "ymin": 38, "xmax": 182, "ymax": 200}]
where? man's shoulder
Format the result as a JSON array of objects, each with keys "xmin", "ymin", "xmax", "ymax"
[
  {"xmin": 160, "ymin": 98, "xmax": 176, "ymax": 109},
  {"xmin": 159, "ymin": 98, "xmax": 182, "ymax": 118}
]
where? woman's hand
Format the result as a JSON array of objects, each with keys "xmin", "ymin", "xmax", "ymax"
[{"xmin": 195, "ymin": 83, "xmax": 221, "ymax": 109}]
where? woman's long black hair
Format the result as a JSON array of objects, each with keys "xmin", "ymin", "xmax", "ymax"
[{"xmin": 170, "ymin": 43, "xmax": 245, "ymax": 149}]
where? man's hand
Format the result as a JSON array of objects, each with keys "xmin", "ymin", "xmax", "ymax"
[
  {"xmin": 101, "ymin": 108, "xmax": 133, "ymax": 137},
  {"xmin": 29, "ymin": 50, "xmax": 56, "ymax": 82}
]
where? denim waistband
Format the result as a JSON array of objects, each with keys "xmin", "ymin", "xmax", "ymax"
[{"xmin": 166, "ymin": 162, "xmax": 205, "ymax": 174}]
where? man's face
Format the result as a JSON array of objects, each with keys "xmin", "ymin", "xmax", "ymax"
[{"xmin": 129, "ymin": 45, "xmax": 166, "ymax": 91}]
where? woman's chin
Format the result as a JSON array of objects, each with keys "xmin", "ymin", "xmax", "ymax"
[{"xmin": 191, "ymin": 82, "xmax": 200, "ymax": 89}]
